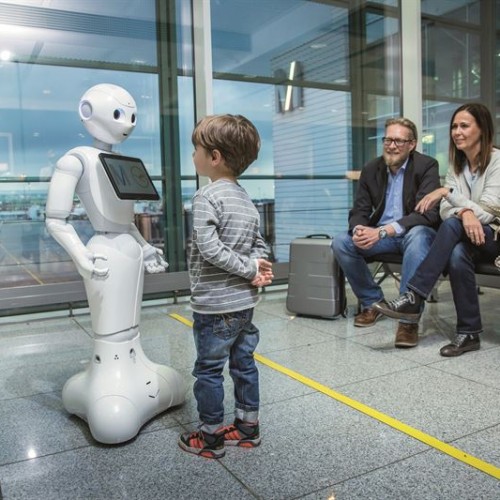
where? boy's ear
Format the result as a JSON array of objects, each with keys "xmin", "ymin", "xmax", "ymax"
[{"xmin": 211, "ymin": 149, "xmax": 223, "ymax": 164}]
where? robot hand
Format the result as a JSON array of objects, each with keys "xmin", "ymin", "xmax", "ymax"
[
  {"xmin": 143, "ymin": 245, "xmax": 168, "ymax": 274},
  {"xmin": 76, "ymin": 251, "xmax": 109, "ymax": 280}
]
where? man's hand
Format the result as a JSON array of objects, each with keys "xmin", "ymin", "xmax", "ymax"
[
  {"xmin": 352, "ymin": 225, "xmax": 382, "ymax": 249},
  {"xmin": 415, "ymin": 187, "xmax": 448, "ymax": 213}
]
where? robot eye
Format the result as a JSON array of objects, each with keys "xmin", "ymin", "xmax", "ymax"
[
  {"xmin": 131, "ymin": 113, "xmax": 136, "ymax": 124},
  {"xmin": 113, "ymin": 108, "xmax": 124, "ymax": 120}
]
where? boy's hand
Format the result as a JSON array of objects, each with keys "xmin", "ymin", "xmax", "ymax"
[{"xmin": 251, "ymin": 259, "xmax": 274, "ymax": 287}]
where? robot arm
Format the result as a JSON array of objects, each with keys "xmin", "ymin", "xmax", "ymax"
[
  {"xmin": 128, "ymin": 223, "xmax": 168, "ymax": 274},
  {"xmin": 45, "ymin": 155, "xmax": 109, "ymax": 280},
  {"xmin": 46, "ymin": 218, "xmax": 109, "ymax": 279}
]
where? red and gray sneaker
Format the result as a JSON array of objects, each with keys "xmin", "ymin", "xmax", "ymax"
[
  {"xmin": 222, "ymin": 419, "xmax": 261, "ymax": 448},
  {"xmin": 178, "ymin": 429, "xmax": 225, "ymax": 459}
]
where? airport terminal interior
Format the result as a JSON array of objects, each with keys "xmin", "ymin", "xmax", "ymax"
[
  {"xmin": 0, "ymin": 279, "xmax": 499, "ymax": 499},
  {"xmin": 0, "ymin": 0, "xmax": 500, "ymax": 498}
]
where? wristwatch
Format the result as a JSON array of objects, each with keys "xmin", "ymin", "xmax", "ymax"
[{"xmin": 379, "ymin": 228, "xmax": 388, "ymax": 239}]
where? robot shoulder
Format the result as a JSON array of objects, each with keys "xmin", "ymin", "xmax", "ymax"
[{"xmin": 55, "ymin": 150, "xmax": 85, "ymax": 178}]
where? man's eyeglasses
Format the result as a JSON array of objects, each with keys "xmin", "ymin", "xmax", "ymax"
[{"xmin": 382, "ymin": 137, "xmax": 414, "ymax": 147}]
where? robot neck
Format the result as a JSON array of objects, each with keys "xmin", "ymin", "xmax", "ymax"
[{"xmin": 93, "ymin": 139, "xmax": 113, "ymax": 152}]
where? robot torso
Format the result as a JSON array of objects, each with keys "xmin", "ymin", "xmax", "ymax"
[{"xmin": 70, "ymin": 146, "xmax": 134, "ymax": 232}]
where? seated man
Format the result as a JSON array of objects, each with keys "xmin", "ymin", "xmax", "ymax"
[{"xmin": 332, "ymin": 117, "xmax": 440, "ymax": 348}]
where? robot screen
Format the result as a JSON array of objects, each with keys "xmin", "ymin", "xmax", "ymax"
[{"xmin": 99, "ymin": 153, "xmax": 160, "ymax": 201}]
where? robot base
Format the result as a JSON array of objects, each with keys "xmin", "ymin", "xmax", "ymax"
[{"xmin": 62, "ymin": 333, "xmax": 186, "ymax": 444}]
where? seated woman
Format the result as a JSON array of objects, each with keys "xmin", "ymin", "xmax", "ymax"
[{"xmin": 374, "ymin": 102, "xmax": 500, "ymax": 357}]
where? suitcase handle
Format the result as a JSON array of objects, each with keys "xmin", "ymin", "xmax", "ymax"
[{"xmin": 305, "ymin": 234, "xmax": 332, "ymax": 239}]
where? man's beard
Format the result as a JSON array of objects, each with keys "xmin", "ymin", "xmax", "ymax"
[{"xmin": 383, "ymin": 152, "xmax": 405, "ymax": 169}]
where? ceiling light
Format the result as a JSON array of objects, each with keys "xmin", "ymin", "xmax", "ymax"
[{"xmin": 0, "ymin": 50, "xmax": 12, "ymax": 61}]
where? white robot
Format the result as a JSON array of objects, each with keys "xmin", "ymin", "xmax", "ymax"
[{"xmin": 45, "ymin": 84, "xmax": 186, "ymax": 444}]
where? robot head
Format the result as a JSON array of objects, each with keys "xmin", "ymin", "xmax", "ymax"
[{"xmin": 78, "ymin": 84, "xmax": 137, "ymax": 145}]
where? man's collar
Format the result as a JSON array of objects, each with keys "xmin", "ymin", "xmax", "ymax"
[{"xmin": 386, "ymin": 156, "xmax": 410, "ymax": 175}]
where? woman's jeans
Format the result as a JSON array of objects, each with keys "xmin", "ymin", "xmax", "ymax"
[
  {"xmin": 408, "ymin": 217, "xmax": 500, "ymax": 335},
  {"xmin": 332, "ymin": 225, "xmax": 436, "ymax": 310},
  {"xmin": 192, "ymin": 308, "xmax": 260, "ymax": 434}
]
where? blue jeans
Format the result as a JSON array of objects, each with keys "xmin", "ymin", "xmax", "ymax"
[
  {"xmin": 408, "ymin": 217, "xmax": 500, "ymax": 335},
  {"xmin": 192, "ymin": 309, "xmax": 260, "ymax": 433},
  {"xmin": 332, "ymin": 225, "xmax": 436, "ymax": 310}
]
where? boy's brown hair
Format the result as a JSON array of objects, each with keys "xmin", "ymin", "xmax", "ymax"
[{"xmin": 192, "ymin": 114, "xmax": 260, "ymax": 176}]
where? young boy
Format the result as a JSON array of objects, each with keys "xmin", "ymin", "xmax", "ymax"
[{"xmin": 178, "ymin": 114, "xmax": 273, "ymax": 459}]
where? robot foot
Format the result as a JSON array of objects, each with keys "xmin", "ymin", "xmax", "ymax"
[
  {"xmin": 62, "ymin": 335, "xmax": 187, "ymax": 444},
  {"xmin": 87, "ymin": 395, "xmax": 142, "ymax": 444},
  {"xmin": 155, "ymin": 365, "xmax": 187, "ymax": 408}
]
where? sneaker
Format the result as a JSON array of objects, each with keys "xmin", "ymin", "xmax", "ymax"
[
  {"xmin": 373, "ymin": 291, "xmax": 422, "ymax": 321},
  {"xmin": 221, "ymin": 419, "xmax": 261, "ymax": 448},
  {"xmin": 440, "ymin": 334, "xmax": 480, "ymax": 357},
  {"xmin": 178, "ymin": 429, "xmax": 225, "ymax": 459},
  {"xmin": 395, "ymin": 322, "xmax": 418, "ymax": 348}
]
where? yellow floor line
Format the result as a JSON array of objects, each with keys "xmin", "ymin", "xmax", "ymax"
[
  {"xmin": 168, "ymin": 313, "xmax": 193, "ymax": 328},
  {"xmin": 168, "ymin": 313, "xmax": 500, "ymax": 480}
]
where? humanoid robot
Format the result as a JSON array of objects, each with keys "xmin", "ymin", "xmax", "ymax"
[{"xmin": 45, "ymin": 83, "xmax": 186, "ymax": 444}]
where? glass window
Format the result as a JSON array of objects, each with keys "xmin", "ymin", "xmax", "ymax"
[
  {"xmin": 0, "ymin": 65, "xmax": 162, "ymax": 288},
  {"xmin": 369, "ymin": 0, "xmax": 398, "ymax": 7},
  {"xmin": 178, "ymin": 76, "xmax": 196, "ymax": 178},
  {"xmin": 421, "ymin": 0, "xmax": 480, "ymax": 24},
  {"xmin": 421, "ymin": 1, "xmax": 484, "ymax": 175},
  {"xmin": 0, "ymin": 0, "xmax": 157, "ymax": 66},
  {"xmin": 211, "ymin": 0, "xmax": 349, "ymax": 85},
  {"xmin": 207, "ymin": 1, "xmax": 401, "ymax": 262},
  {"xmin": 0, "ymin": 64, "xmax": 161, "ymax": 179},
  {"xmin": 0, "ymin": 1, "xmax": 164, "ymax": 293},
  {"xmin": 422, "ymin": 25, "xmax": 480, "ymax": 101},
  {"xmin": 421, "ymin": 101, "xmax": 458, "ymax": 174},
  {"xmin": 2, "ymin": 0, "xmax": 496, "ymax": 310}
]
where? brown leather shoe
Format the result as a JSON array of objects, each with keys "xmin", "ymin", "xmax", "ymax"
[
  {"xmin": 354, "ymin": 307, "xmax": 382, "ymax": 327},
  {"xmin": 395, "ymin": 322, "xmax": 418, "ymax": 348}
]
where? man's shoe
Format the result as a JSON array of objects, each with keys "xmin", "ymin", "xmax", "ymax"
[
  {"xmin": 178, "ymin": 429, "xmax": 225, "ymax": 459},
  {"xmin": 222, "ymin": 419, "xmax": 261, "ymax": 448},
  {"xmin": 395, "ymin": 322, "xmax": 418, "ymax": 348},
  {"xmin": 373, "ymin": 291, "xmax": 422, "ymax": 321},
  {"xmin": 354, "ymin": 302, "xmax": 386, "ymax": 327},
  {"xmin": 440, "ymin": 334, "xmax": 480, "ymax": 357}
]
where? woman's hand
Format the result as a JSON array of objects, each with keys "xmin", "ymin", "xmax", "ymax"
[
  {"xmin": 462, "ymin": 211, "xmax": 485, "ymax": 245},
  {"xmin": 415, "ymin": 187, "xmax": 449, "ymax": 213}
]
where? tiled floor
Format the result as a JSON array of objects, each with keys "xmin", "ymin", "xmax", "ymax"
[{"xmin": 0, "ymin": 280, "xmax": 499, "ymax": 499}]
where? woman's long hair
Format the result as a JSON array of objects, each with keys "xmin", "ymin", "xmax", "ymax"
[{"xmin": 449, "ymin": 102, "xmax": 494, "ymax": 176}]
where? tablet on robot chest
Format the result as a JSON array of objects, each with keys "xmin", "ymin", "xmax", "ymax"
[{"xmin": 99, "ymin": 153, "xmax": 160, "ymax": 201}]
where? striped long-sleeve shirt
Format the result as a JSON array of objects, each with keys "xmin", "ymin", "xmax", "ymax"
[{"xmin": 189, "ymin": 179, "xmax": 268, "ymax": 314}]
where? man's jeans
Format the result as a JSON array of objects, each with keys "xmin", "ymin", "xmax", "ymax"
[
  {"xmin": 408, "ymin": 217, "xmax": 500, "ymax": 335},
  {"xmin": 332, "ymin": 225, "xmax": 436, "ymax": 311},
  {"xmin": 192, "ymin": 309, "xmax": 259, "ymax": 434}
]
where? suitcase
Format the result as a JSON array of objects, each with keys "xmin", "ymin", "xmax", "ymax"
[{"xmin": 286, "ymin": 234, "xmax": 346, "ymax": 319}]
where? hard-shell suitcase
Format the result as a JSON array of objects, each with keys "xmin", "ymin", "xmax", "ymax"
[{"xmin": 286, "ymin": 234, "xmax": 346, "ymax": 318}]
